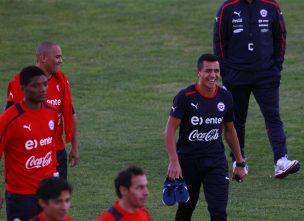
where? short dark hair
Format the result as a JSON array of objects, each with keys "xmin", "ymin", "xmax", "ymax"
[
  {"xmin": 36, "ymin": 177, "xmax": 73, "ymax": 202},
  {"xmin": 20, "ymin": 66, "xmax": 46, "ymax": 86},
  {"xmin": 197, "ymin": 53, "xmax": 219, "ymax": 70},
  {"xmin": 114, "ymin": 166, "xmax": 145, "ymax": 198}
]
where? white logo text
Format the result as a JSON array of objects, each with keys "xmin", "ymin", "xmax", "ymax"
[
  {"xmin": 47, "ymin": 99, "xmax": 61, "ymax": 106},
  {"xmin": 189, "ymin": 129, "xmax": 220, "ymax": 141},
  {"xmin": 23, "ymin": 124, "xmax": 31, "ymax": 131},
  {"xmin": 25, "ymin": 137, "xmax": 53, "ymax": 150},
  {"xmin": 25, "ymin": 151, "xmax": 52, "ymax": 169}
]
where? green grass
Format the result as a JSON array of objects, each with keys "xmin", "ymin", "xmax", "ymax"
[{"xmin": 0, "ymin": 0, "xmax": 303, "ymax": 220}]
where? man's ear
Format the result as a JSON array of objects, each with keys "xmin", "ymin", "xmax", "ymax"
[
  {"xmin": 196, "ymin": 69, "xmax": 200, "ymax": 77},
  {"xmin": 38, "ymin": 198, "xmax": 47, "ymax": 209},
  {"xmin": 21, "ymin": 85, "xmax": 25, "ymax": 92},
  {"xmin": 39, "ymin": 54, "xmax": 48, "ymax": 63},
  {"xmin": 119, "ymin": 186, "xmax": 128, "ymax": 197}
]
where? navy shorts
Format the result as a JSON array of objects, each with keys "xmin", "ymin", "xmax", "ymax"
[
  {"xmin": 6, "ymin": 191, "xmax": 39, "ymax": 221},
  {"xmin": 56, "ymin": 149, "xmax": 68, "ymax": 179}
]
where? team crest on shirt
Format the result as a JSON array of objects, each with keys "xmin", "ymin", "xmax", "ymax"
[
  {"xmin": 217, "ymin": 102, "xmax": 225, "ymax": 112},
  {"xmin": 56, "ymin": 84, "xmax": 60, "ymax": 92},
  {"xmin": 49, "ymin": 120, "xmax": 54, "ymax": 130},
  {"xmin": 260, "ymin": 9, "xmax": 268, "ymax": 17}
]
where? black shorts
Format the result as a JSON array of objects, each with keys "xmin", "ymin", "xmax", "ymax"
[
  {"xmin": 6, "ymin": 191, "xmax": 39, "ymax": 221},
  {"xmin": 56, "ymin": 149, "xmax": 68, "ymax": 179}
]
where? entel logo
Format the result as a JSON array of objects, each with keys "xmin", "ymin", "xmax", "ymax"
[
  {"xmin": 47, "ymin": 99, "xmax": 61, "ymax": 106},
  {"xmin": 191, "ymin": 116, "xmax": 223, "ymax": 125},
  {"xmin": 25, "ymin": 137, "xmax": 53, "ymax": 150}
]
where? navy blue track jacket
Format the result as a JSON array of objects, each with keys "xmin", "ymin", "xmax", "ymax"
[{"xmin": 213, "ymin": 0, "xmax": 286, "ymax": 72}]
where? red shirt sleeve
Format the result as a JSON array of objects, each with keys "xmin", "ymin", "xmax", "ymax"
[
  {"xmin": 7, "ymin": 73, "xmax": 23, "ymax": 102},
  {"xmin": 96, "ymin": 212, "xmax": 115, "ymax": 221},
  {"xmin": 55, "ymin": 71, "xmax": 73, "ymax": 143}
]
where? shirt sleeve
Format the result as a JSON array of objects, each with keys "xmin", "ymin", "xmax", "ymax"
[
  {"xmin": 0, "ymin": 115, "xmax": 10, "ymax": 158},
  {"xmin": 213, "ymin": 3, "xmax": 227, "ymax": 62},
  {"xmin": 223, "ymin": 91, "xmax": 234, "ymax": 123},
  {"xmin": 60, "ymin": 73, "xmax": 73, "ymax": 143},
  {"xmin": 272, "ymin": 4, "xmax": 286, "ymax": 70},
  {"xmin": 0, "ymin": 118, "xmax": 5, "ymax": 157},
  {"xmin": 7, "ymin": 74, "xmax": 23, "ymax": 102},
  {"xmin": 96, "ymin": 212, "xmax": 115, "ymax": 221},
  {"xmin": 7, "ymin": 80, "xmax": 17, "ymax": 102},
  {"xmin": 169, "ymin": 89, "xmax": 187, "ymax": 120},
  {"xmin": 53, "ymin": 112, "xmax": 61, "ymax": 168},
  {"xmin": 65, "ymin": 216, "xmax": 74, "ymax": 221}
]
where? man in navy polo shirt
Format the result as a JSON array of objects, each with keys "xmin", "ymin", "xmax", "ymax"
[
  {"xmin": 164, "ymin": 54, "xmax": 246, "ymax": 221},
  {"xmin": 213, "ymin": 0, "xmax": 300, "ymax": 178}
]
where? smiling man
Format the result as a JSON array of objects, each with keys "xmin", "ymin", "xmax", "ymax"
[
  {"xmin": 96, "ymin": 166, "xmax": 151, "ymax": 221},
  {"xmin": 164, "ymin": 54, "xmax": 246, "ymax": 221},
  {"xmin": 29, "ymin": 177, "xmax": 73, "ymax": 221}
]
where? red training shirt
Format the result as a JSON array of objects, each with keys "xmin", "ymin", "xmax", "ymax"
[
  {"xmin": 7, "ymin": 70, "xmax": 73, "ymax": 150},
  {"xmin": 0, "ymin": 101, "xmax": 59, "ymax": 194},
  {"xmin": 97, "ymin": 201, "xmax": 152, "ymax": 221},
  {"xmin": 28, "ymin": 212, "xmax": 73, "ymax": 221}
]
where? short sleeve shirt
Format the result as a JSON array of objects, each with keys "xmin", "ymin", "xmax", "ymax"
[
  {"xmin": 29, "ymin": 213, "xmax": 73, "ymax": 221},
  {"xmin": 170, "ymin": 84, "xmax": 234, "ymax": 159},
  {"xmin": 7, "ymin": 71, "xmax": 72, "ymax": 149},
  {"xmin": 97, "ymin": 201, "xmax": 152, "ymax": 221},
  {"xmin": 0, "ymin": 102, "xmax": 59, "ymax": 194}
]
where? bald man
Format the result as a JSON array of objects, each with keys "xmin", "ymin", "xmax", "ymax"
[{"xmin": 6, "ymin": 41, "xmax": 79, "ymax": 179}]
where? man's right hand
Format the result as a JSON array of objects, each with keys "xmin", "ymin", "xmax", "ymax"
[
  {"xmin": 0, "ymin": 192, "xmax": 4, "ymax": 209},
  {"xmin": 233, "ymin": 166, "xmax": 247, "ymax": 183},
  {"xmin": 167, "ymin": 161, "xmax": 182, "ymax": 180}
]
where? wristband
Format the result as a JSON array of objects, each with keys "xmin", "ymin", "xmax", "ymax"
[{"xmin": 236, "ymin": 162, "xmax": 246, "ymax": 168}]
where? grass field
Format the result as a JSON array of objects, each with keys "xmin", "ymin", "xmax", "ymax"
[{"xmin": 0, "ymin": 0, "xmax": 303, "ymax": 220}]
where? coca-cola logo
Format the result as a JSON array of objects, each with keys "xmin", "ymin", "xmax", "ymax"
[
  {"xmin": 188, "ymin": 129, "xmax": 219, "ymax": 142},
  {"xmin": 25, "ymin": 151, "xmax": 52, "ymax": 169}
]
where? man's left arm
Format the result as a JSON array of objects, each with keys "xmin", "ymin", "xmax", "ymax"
[
  {"xmin": 0, "ymin": 117, "xmax": 9, "ymax": 208},
  {"xmin": 223, "ymin": 92, "xmax": 243, "ymax": 164},
  {"xmin": 223, "ymin": 122, "xmax": 246, "ymax": 182},
  {"xmin": 0, "ymin": 191, "xmax": 3, "ymax": 209},
  {"xmin": 224, "ymin": 122, "xmax": 243, "ymax": 163},
  {"xmin": 0, "ymin": 142, "xmax": 4, "ymax": 209},
  {"xmin": 273, "ymin": 4, "xmax": 287, "ymax": 70},
  {"xmin": 69, "ymin": 113, "xmax": 79, "ymax": 167},
  {"xmin": 62, "ymin": 73, "xmax": 79, "ymax": 167}
]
